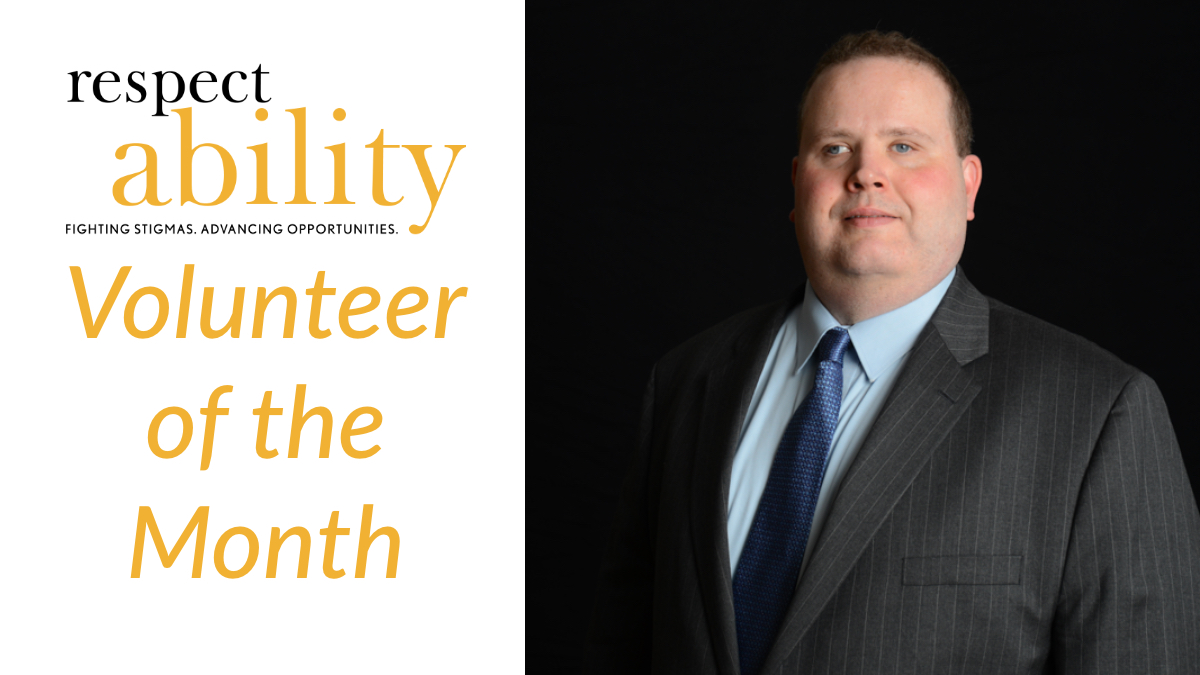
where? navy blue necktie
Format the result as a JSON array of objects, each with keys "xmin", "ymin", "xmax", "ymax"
[{"xmin": 732, "ymin": 327, "xmax": 851, "ymax": 675}]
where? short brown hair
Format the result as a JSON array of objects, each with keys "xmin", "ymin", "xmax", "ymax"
[{"xmin": 798, "ymin": 30, "xmax": 973, "ymax": 157}]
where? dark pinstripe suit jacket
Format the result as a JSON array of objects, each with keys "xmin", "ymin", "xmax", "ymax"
[{"xmin": 587, "ymin": 270, "xmax": 1200, "ymax": 674}]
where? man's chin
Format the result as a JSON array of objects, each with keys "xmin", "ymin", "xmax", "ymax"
[{"xmin": 829, "ymin": 250, "xmax": 906, "ymax": 279}]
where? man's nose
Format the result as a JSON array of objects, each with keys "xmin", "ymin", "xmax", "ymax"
[{"xmin": 846, "ymin": 150, "xmax": 888, "ymax": 192}]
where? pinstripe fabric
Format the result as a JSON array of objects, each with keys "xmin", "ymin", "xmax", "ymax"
[{"xmin": 585, "ymin": 269, "xmax": 1200, "ymax": 674}]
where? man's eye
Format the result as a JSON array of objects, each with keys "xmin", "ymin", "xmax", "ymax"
[
  {"xmin": 893, "ymin": 143, "xmax": 913, "ymax": 153},
  {"xmin": 825, "ymin": 145, "xmax": 850, "ymax": 155}
]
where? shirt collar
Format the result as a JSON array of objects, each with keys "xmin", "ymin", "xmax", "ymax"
[{"xmin": 794, "ymin": 269, "xmax": 956, "ymax": 382}]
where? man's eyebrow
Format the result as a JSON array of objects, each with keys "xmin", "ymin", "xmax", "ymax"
[
  {"xmin": 811, "ymin": 127, "xmax": 853, "ymax": 141},
  {"xmin": 882, "ymin": 127, "xmax": 935, "ymax": 142}
]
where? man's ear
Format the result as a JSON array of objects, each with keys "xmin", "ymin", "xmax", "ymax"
[{"xmin": 962, "ymin": 154, "xmax": 982, "ymax": 221}]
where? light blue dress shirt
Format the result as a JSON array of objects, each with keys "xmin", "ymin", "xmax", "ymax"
[{"xmin": 728, "ymin": 269, "xmax": 956, "ymax": 579}]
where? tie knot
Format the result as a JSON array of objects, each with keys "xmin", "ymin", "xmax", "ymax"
[{"xmin": 817, "ymin": 327, "xmax": 851, "ymax": 365}]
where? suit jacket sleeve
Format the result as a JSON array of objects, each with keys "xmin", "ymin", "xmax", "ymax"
[
  {"xmin": 1052, "ymin": 371, "xmax": 1200, "ymax": 672},
  {"xmin": 584, "ymin": 366, "xmax": 658, "ymax": 674}
]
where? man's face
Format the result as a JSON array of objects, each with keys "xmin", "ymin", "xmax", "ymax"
[{"xmin": 792, "ymin": 57, "xmax": 982, "ymax": 297}]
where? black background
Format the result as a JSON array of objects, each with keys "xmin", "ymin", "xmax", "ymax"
[{"xmin": 529, "ymin": 4, "xmax": 1198, "ymax": 673}]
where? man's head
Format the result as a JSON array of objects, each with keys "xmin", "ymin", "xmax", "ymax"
[{"xmin": 790, "ymin": 31, "xmax": 982, "ymax": 324}]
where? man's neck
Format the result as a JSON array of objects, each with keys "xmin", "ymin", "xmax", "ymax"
[{"xmin": 809, "ymin": 269, "xmax": 954, "ymax": 326}]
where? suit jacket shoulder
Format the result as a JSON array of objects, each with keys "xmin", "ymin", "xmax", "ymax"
[
  {"xmin": 986, "ymin": 295, "xmax": 1136, "ymax": 378},
  {"xmin": 653, "ymin": 292, "xmax": 796, "ymax": 390},
  {"xmin": 980, "ymin": 294, "xmax": 1146, "ymax": 432}
]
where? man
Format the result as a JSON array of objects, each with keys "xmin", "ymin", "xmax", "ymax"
[{"xmin": 586, "ymin": 31, "xmax": 1200, "ymax": 674}]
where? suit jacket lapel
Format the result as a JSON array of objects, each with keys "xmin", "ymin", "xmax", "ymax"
[
  {"xmin": 756, "ymin": 269, "xmax": 991, "ymax": 674},
  {"xmin": 690, "ymin": 288, "xmax": 803, "ymax": 675}
]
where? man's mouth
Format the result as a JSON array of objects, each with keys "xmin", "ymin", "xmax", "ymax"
[{"xmin": 842, "ymin": 208, "xmax": 897, "ymax": 221}]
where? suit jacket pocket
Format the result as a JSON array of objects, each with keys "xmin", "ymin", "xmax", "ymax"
[{"xmin": 902, "ymin": 555, "xmax": 1022, "ymax": 586}]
